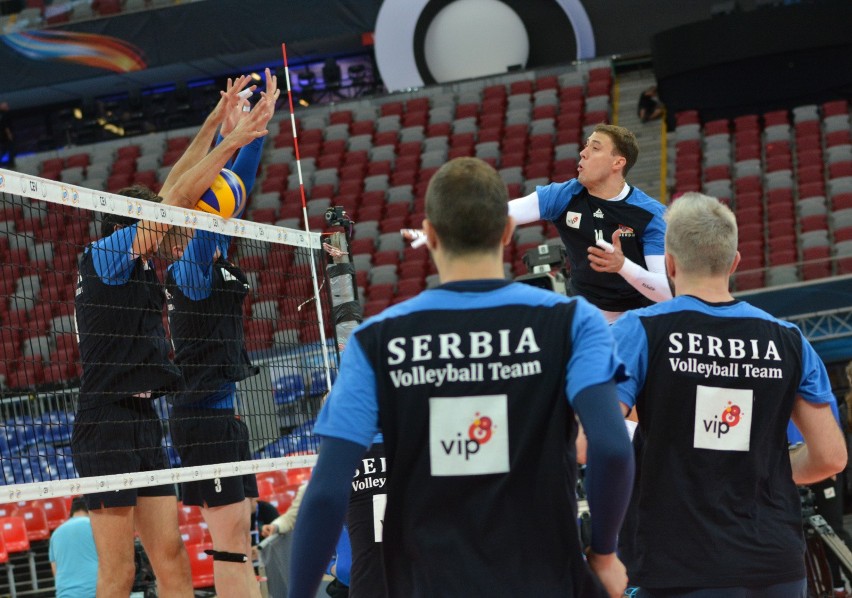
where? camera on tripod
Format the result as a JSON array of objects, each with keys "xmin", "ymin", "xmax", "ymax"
[
  {"xmin": 514, "ymin": 243, "xmax": 569, "ymax": 295},
  {"xmin": 324, "ymin": 206, "xmax": 351, "ymax": 228}
]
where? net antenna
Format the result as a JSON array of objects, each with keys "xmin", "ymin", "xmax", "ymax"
[{"xmin": 282, "ymin": 42, "xmax": 336, "ymax": 398}]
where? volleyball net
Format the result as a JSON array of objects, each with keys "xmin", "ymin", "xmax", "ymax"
[{"xmin": 0, "ymin": 168, "xmax": 343, "ymax": 502}]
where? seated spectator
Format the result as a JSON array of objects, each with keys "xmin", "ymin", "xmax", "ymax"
[{"xmin": 637, "ymin": 86, "xmax": 663, "ymax": 123}]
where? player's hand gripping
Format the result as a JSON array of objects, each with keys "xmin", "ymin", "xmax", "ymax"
[{"xmin": 588, "ymin": 229, "xmax": 626, "ymax": 273}]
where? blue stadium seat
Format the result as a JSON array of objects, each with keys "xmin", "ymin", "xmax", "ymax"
[
  {"xmin": 273, "ymin": 373, "xmax": 306, "ymax": 406},
  {"xmin": 308, "ymin": 369, "xmax": 337, "ymax": 396}
]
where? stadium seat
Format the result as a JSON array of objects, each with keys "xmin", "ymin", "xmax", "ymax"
[
  {"xmin": 36, "ymin": 497, "xmax": 68, "ymax": 531},
  {"xmin": 0, "ymin": 516, "xmax": 37, "ymax": 591},
  {"xmin": 273, "ymin": 373, "xmax": 306, "ymax": 406},
  {"xmin": 177, "ymin": 504, "xmax": 204, "ymax": 527},
  {"xmin": 186, "ymin": 542, "xmax": 215, "ymax": 589},
  {"xmin": 13, "ymin": 505, "xmax": 49, "ymax": 542}
]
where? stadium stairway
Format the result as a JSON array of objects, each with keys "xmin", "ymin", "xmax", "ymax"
[{"xmin": 614, "ymin": 68, "xmax": 665, "ymax": 202}]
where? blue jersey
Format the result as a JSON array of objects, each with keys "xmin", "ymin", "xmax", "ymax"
[
  {"xmin": 612, "ymin": 295, "xmax": 834, "ymax": 589},
  {"xmin": 538, "ymin": 179, "xmax": 665, "ymax": 312},
  {"xmin": 317, "ymin": 279, "xmax": 622, "ymax": 596}
]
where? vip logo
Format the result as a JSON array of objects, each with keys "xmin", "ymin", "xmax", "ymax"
[
  {"xmin": 693, "ymin": 385, "xmax": 752, "ymax": 451},
  {"xmin": 703, "ymin": 402, "xmax": 742, "ymax": 438},
  {"xmin": 565, "ymin": 211, "xmax": 582, "ymax": 229},
  {"xmin": 440, "ymin": 413, "xmax": 496, "ymax": 460},
  {"xmin": 430, "ymin": 395, "xmax": 509, "ymax": 476},
  {"xmin": 593, "ymin": 208, "xmax": 604, "ymax": 218}
]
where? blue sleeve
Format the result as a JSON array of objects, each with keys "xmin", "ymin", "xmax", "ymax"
[
  {"xmin": 536, "ymin": 179, "xmax": 584, "ymax": 222},
  {"xmin": 573, "ymin": 381, "xmax": 634, "ymax": 555},
  {"xmin": 565, "ymin": 298, "xmax": 625, "ymax": 402},
  {"xmin": 315, "ymin": 335, "xmax": 379, "ymax": 448},
  {"xmin": 798, "ymin": 333, "xmax": 836, "ymax": 405},
  {"xmin": 170, "ymin": 229, "xmax": 225, "ymax": 301},
  {"xmin": 288, "ymin": 438, "xmax": 365, "ymax": 598},
  {"xmin": 333, "ymin": 526, "xmax": 352, "ymax": 585},
  {"xmin": 91, "ymin": 223, "xmax": 138, "ymax": 285},
  {"xmin": 230, "ymin": 136, "xmax": 265, "ymax": 196},
  {"xmin": 610, "ymin": 312, "xmax": 648, "ymax": 410},
  {"xmin": 215, "ymin": 134, "xmax": 234, "ymax": 169},
  {"xmin": 641, "ymin": 211, "xmax": 666, "ymax": 257}
]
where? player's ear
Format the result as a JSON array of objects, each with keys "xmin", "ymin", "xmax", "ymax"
[
  {"xmin": 501, "ymin": 216, "xmax": 516, "ymax": 247},
  {"xmin": 729, "ymin": 251, "xmax": 741, "ymax": 275},
  {"xmin": 612, "ymin": 154, "xmax": 626, "ymax": 172},
  {"xmin": 422, "ymin": 219, "xmax": 438, "ymax": 251},
  {"xmin": 171, "ymin": 245, "xmax": 182, "ymax": 260},
  {"xmin": 664, "ymin": 252, "xmax": 675, "ymax": 278}
]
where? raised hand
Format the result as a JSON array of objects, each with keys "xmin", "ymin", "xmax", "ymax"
[
  {"xmin": 588, "ymin": 229, "xmax": 626, "ymax": 273},
  {"xmin": 220, "ymin": 75, "xmax": 257, "ymax": 136}
]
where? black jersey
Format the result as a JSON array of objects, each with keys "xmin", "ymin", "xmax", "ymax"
[
  {"xmin": 613, "ymin": 296, "xmax": 835, "ymax": 588},
  {"xmin": 74, "ymin": 230, "xmax": 182, "ymax": 409},
  {"xmin": 166, "ymin": 252, "xmax": 257, "ymax": 407},
  {"xmin": 316, "ymin": 279, "xmax": 623, "ymax": 597},
  {"xmin": 537, "ymin": 179, "xmax": 666, "ymax": 312},
  {"xmin": 347, "ymin": 442, "xmax": 388, "ymax": 598}
]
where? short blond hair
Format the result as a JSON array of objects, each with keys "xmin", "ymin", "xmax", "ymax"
[{"xmin": 665, "ymin": 192, "xmax": 738, "ymax": 276}]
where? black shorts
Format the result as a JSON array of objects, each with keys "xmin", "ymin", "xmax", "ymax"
[
  {"xmin": 170, "ymin": 407, "xmax": 258, "ymax": 508},
  {"xmin": 71, "ymin": 397, "xmax": 176, "ymax": 510}
]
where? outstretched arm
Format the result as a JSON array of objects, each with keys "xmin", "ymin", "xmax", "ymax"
[
  {"xmin": 162, "ymin": 75, "xmax": 255, "ymax": 190},
  {"xmin": 131, "ymin": 93, "xmax": 273, "ymax": 258}
]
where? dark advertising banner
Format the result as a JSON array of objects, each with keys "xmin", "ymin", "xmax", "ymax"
[{"xmin": 0, "ymin": 0, "xmax": 383, "ymax": 95}]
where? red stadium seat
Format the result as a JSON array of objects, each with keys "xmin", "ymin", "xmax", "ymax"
[
  {"xmin": 35, "ymin": 498, "xmax": 69, "ymax": 531},
  {"xmin": 256, "ymin": 478, "xmax": 278, "ymax": 501},
  {"xmin": 177, "ymin": 503, "xmax": 204, "ymax": 526},
  {"xmin": 180, "ymin": 524, "xmax": 211, "ymax": 546},
  {"xmin": 186, "ymin": 542, "xmax": 215, "ymax": 589},
  {"xmin": 13, "ymin": 505, "xmax": 50, "ymax": 542}
]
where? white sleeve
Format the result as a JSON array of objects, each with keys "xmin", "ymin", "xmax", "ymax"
[
  {"xmin": 508, "ymin": 192, "xmax": 541, "ymax": 225},
  {"xmin": 617, "ymin": 254, "xmax": 672, "ymax": 303}
]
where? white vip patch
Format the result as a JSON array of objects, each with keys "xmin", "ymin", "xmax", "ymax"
[
  {"xmin": 221, "ymin": 268, "xmax": 237, "ymax": 282},
  {"xmin": 372, "ymin": 493, "xmax": 386, "ymax": 542},
  {"xmin": 593, "ymin": 208, "xmax": 604, "ymax": 218},
  {"xmin": 429, "ymin": 394, "xmax": 509, "ymax": 476},
  {"xmin": 693, "ymin": 385, "xmax": 753, "ymax": 451},
  {"xmin": 565, "ymin": 211, "xmax": 582, "ymax": 229}
]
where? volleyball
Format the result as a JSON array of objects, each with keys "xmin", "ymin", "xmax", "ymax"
[{"xmin": 196, "ymin": 168, "xmax": 246, "ymax": 219}]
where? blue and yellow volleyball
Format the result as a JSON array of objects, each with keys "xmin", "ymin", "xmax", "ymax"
[{"xmin": 197, "ymin": 168, "xmax": 246, "ymax": 219}]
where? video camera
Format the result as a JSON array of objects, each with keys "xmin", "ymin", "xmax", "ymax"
[{"xmin": 514, "ymin": 243, "xmax": 569, "ymax": 295}]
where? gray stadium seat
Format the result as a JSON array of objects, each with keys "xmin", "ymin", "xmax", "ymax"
[
  {"xmin": 524, "ymin": 178, "xmax": 549, "ymax": 195},
  {"xmin": 370, "ymin": 265, "xmax": 398, "ymax": 285},
  {"xmin": 766, "ymin": 265, "xmax": 799, "ymax": 287},
  {"xmin": 799, "ymin": 230, "xmax": 830, "ymax": 250},
  {"xmin": 823, "ymin": 114, "xmax": 850, "ymax": 134},
  {"xmin": 363, "ymin": 175, "xmax": 389, "ymax": 193},
  {"xmin": 475, "ymin": 142, "xmax": 501, "ymax": 161},
  {"xmin": 764, "ymin": 124, "xmax": 791, "ymax": 143},
  {"xmin": 792, "ymin": 104, "xmax": 819, "ymax": 123},
  {"xmin": 28, "ymin": 242, "xmax": 53, "ymax": 264},
  {"xmin": 399, "ymin": 126, "xmax": 425, "ymax": 143},
  {"xmin": 421, "ymin": 150, "xmax": 448, "ymax": 169},
  {"xmin": 797, "ymin": 196, "xmax": 827, "ymax": 218},
  {"xmin": 826, "ymin": 145, "xmax": 852, "ymax": 165},
  {"xmin": 352, "ymin": 253, "xmax": 372, "ymax": 272},
  {"xmin": 354, "ymin": 221, "xmax": 380, "ymax": 241},
  {"xmin": 377, "ymin": 232, "xmax": 405, "ymax": 253},
  {"xmin": 306, "ymin": 198, "xmax": 332, "ymax": 217},
  {"xmin": 452, "ymin": 118, "xmax": 478, "ymax": 134},
  {"xmin": 252, "ymin": 300, "xmax": 280, "ymax": 322},
  {"xmin": 376, "ymin": 115, "xmax": 401, "ymax": 133},
  {"xmin": 23, "ymin": 336, "xmax": 53, "ymax": 360},
  {"xmin": 347, "ymin": 135, "xmax": 373, "ymax": 152},
  {"xmin": 324, "ymin": 123, "xmax": 350, "ymax": 141},
  {"xmin": 734, "ymin": 159, "xmax": 762, "ymax": 178},
  {"xmin": 387, "ymin": 185, "xmax": 414, "ymax": 204},
  {"xmin": 832, "ymin": 208, "xmax": 852, "ymax": 230},
  {"xmin": 273, "ymin": 329, "xmax": 300, "ymax": 347},
  {"xmin": 369, "ymin": 146, "xmax": 397, "ymax": 164},
  {"xmin": 498, "ymin": 167, "xmax": 524, "ymax": 186},
  {"xmin": 253, "ymin": 192, "xmax": 281, "ymax": 211},
  {"xmin": 422, "ymin": 137, "xmax": 449, "ymax": 153}
]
